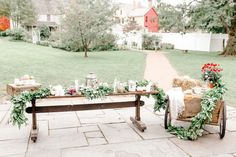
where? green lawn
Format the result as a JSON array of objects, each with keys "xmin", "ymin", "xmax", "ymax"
[
  {"xmin": 164, "ymin": 50, "xmax": 236, "ymax": 106},
  {"xmin": 0, "ymin": 38, "xmax": 146, "ymax": 96}
]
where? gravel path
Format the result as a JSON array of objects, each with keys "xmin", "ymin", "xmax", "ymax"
[{"xmin": 144, "ymin": 51, "xmax": 178, "ymax": 91}]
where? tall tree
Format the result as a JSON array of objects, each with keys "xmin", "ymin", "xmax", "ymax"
[
  {"xmin": 123, "ymin": 18, "xmax": 142, "ymax": 33},
  {"xmin": 155, "ymin": 2, "xmax": 187, "ymax": 33},
  {"xmin": 0, "ymin": 0, "xmax": 36, "ymax": 28},
  {"xmin": 189, "ymin": 0, "xmax": 236, "ymax": 56},
  {"xmin": 61, "ymin": 0, "xmax": 116, "ymax": 57},
  {"xmin": 0, "ymin": 0, "xmax": 10, "ymax": 17}
]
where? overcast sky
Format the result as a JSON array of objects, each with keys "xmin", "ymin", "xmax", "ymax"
[{"xmin": 114, "ymin": 0, "xmax": 191, "ymax": 6}]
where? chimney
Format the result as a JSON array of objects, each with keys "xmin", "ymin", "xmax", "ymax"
[
  {"xmin": 133, "ymin": 0, "xmax": 136, "ymax": 10},
  {"xmin": 137, "ymin": 1, "xmax": 141, "ymax": 8},
  {"xmin": 148, "ymin": 0, "xmax": 152, "ymax": 8}
]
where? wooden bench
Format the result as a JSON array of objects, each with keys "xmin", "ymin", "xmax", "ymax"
[{"xmin": 25, "ymin": 91, "xmax": 158, "ymax": 142}]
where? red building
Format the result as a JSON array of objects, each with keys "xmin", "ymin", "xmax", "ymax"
[{"xmin": 144, "ymin": 7, "xmax": 158, "ymax": 32}]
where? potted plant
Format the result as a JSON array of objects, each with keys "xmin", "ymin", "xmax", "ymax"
[{"xmin": 201, "ymin": 63, "xmax": 223, "ymax": 88}]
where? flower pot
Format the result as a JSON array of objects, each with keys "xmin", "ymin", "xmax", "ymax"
[{"xmin": 208, "ymin": 83, "xmax": 214, "ymax": 89}]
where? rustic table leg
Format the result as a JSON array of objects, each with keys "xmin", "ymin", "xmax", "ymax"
[
  {"xmin": 130, "ymin": 95, "xmax": 147, "ymax": 132},
  {"xmin": 31, "ymin": 99, "xmax": 38, "ymax": 142}
]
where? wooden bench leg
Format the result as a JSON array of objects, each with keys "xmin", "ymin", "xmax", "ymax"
[
  {"xmin": 31, "ymin": 99, "xmax": 38, "ymax": 142},
  {"xmin": 130, "ymin": 95, "xmax": 147, "ymax": 132}
]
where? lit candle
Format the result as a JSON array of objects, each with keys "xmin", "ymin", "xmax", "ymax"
[{"xmin": 75, "ymin": 80, "xmax": 79, "ymax": 92}]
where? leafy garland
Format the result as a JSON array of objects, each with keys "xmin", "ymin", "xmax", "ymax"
[
  {"xmin": 154, "ymin": 79, "xmax": 227, "ymax": 140},
  {"xmin": 10, "ymin": 85, "xmax": 114, "ymax": 128},
  {"xmin": 136, "ymin": 80, "xmax": 149, "ymax": 87},
  {"xmin": 10, "ymin": 88, "xmax": 51, "ymax": 128},
  {"xmin": 79, "ymin": 85, "xmax": 113, "ymax": 99},
  {"xmin": 10, "ymin": 81, "xmax": 165, "ymax": 129},
  {"xmin": 152, "ymin": 86, "xmax": 167, "ymax": 112}
]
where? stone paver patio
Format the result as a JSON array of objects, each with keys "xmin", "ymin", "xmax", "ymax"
[
  {"xmin": 0, "ymin": 52, "xmax": 236, "ymax": 157},
  {"xmin": 0, "ymin": 96, "xmax": 236, "ymax": 157}
]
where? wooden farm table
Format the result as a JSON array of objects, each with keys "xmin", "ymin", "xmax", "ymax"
[{"xmin": 25, "ymin": 91, "xmax": 158, "ymax": 142}]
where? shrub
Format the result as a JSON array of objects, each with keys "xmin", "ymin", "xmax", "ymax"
[
  {"xmin": 131, "ymin": 42, "xmax": 138, "ymax": 48},
  {"xmin": 22, "ymin": 31, "xmax": 32, "ymax": 43},
  {"xmin": 8, "ymin": 28, "xmax": 26, "ymax": 40},
  {"xmin": 0, "ymin": 31, "xmax": 8, "ymax": 37},
  {"xmin": 62, "ymin": 40, "xmax": 84, "ymax": 52},
  {"xmin": 48, "ymin": 31, "xmax": 61, "ymax": 42},
  {"xmin": 142, "ymin": 34, "xmax": 161, "ymax": 50},
  {"xmin": 56, "ymin": 31, "xmax": 118, "ymax": 52},
  {"xmin": 38, "ymin": 25, "xmax": 51, "ymax": 40},
  {"xmin": 37, "ymin": 40, "xmax": 50, "ymax": 47},
  {"xmin": 91, "ymin": 33, "xmax": 118, "ymax": 51},
  {"xmin": 50, "ymin": 41, "xmax": 61, "ymax": 49},
  {"xmin": 160, "ymin": 43, "xmax": 174, "ymax": 50},
  {"xmin": 49, "ymin": 40, "xmax": 76, "ymax": 51}
]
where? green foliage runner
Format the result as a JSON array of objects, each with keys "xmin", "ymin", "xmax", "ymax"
[
  {"xmin": 10, "ymin": 86, "xmax": 114, "ymax": 128},
  {"xmin": 152, "ymin": 87, "xmax": 167, "ymax": 112},
  {"xmin": 10, "ymin": 81, "xmax": 166, "ymax": 129},
  {"xmin": 79, "ymin": 85, "xmax": 113, "ymax": 100},
  {"xmin": 10, "ymin": 88, "xmax": 51, "ymax": 128}
]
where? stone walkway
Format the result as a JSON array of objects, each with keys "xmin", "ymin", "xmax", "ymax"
[{"xmin": 0, "ymin": 51, "xmax": 236, "ymax": 157}]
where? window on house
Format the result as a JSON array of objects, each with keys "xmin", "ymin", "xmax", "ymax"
[
  {"xmin": 47, "ymin": 14, "xmax": 51, "ymax": 21},
  {"xmin": 145, "ymin": 16, "xmax": 148, "ymax": 22},
  {"xmin": 133, "ymin": 17, "xmax": 135, "ymax": 21},
  {"xmin": 120, "ymin": 10, "xmax": 122, "ymax": 15}
]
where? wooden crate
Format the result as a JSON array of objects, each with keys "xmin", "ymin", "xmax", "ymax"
[
  {"xmin": 6, "ymin": 83, "xmax": 42, "ymax": 96},
  {"xmin": 178, "ymin": 94, "xmax": 224, "ymax": 124}
]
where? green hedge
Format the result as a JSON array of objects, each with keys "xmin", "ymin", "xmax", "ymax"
[{"xmin": 142, "ymin": 34, "xmax": 161, "ymax": 50}]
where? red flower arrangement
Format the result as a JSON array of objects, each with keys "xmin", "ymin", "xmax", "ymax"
[
  {"xmin": 201, "ymin": 63, "xmax": 223, "ymax": 86},
  {"xmin": 66, "ymin": 87, "xmax": 77, "ymax": 95}
]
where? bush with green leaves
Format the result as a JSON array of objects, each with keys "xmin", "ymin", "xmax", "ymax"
[
  {"xmin": 142, "ymin": 34, "xmax": 161, "ymax": 50},
  {"xmin": 0, "ymin": 30, "xmax": 8, "ymax": 37},
  {"xmin": 91, "ymin": 33, "xmax": 118, "ymax": 51},
  {"xmin": 58, "ymin": 32, "xmax": 117, "ymax": 52},
  {"xmin": 38, "ymin": 25, "xmax": 51, "ymax": 40},
  {"xmin": 7, "ymin": 28, "xmax": 26, "ymax": 40},
  {"xmin": 48, "ymin": 31, "xmax": 61, "ymax": 42},
  {"xmin": 160, "ymin": 43, "xmax": 174, "ymax": 49},
  {"xmin": 22, "ymin": 31, "xmax": 32, "ymax": 43},
  {"xmin": 37, "ymin": 40, "xmax": 50, "ymax": 47}
]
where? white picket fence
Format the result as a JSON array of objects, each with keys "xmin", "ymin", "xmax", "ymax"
[
  {"xmin": 116, "ymin": 32, "xmax": 228, "ymax": 52},
  {"xmin": 155, "ymin": 33, "xmax": 228, "ymax": 52}
]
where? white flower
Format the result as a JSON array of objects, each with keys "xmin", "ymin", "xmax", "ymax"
[{"xmin": 102, "ymin": 83, "xmax": 109, "ymax": 87}]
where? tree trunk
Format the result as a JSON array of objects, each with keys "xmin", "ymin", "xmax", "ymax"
[
  {"xmin": 84, "ymin": 46, "xmax": 88, "ymax": 58},
  {"xmin": 221, "ymin": 29, "xmax": 236, "ymax": 56}
]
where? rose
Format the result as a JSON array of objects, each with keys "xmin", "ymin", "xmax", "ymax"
[
  {"xmin": 67, "ymin": 88, "xmax": 76, "ymax": 95},
  {"xmin": 201, "ymin": 63, "xmax": 223, "ymax": 84}
]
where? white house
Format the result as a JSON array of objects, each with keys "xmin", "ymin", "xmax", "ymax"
[
  {"xmin": 30, "ymin": 0, "xmax": 64, "ymax": 30},
  {"xmin": 115, "ymin": 0, "xmax": 152, "ymax": 27}
]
